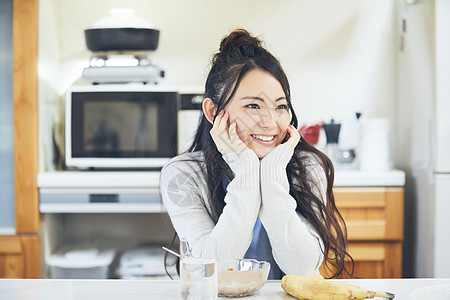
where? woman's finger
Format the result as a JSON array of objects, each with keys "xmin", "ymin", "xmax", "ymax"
[
  {"xmin": 217, "ymin": 111, "xmax": 229, "ymax": 132},
  {"xmin": 211, "ymin": 110, "xmax": 225, "ymax": 131},
  {"xmin": 217, "ymin": 112, "xmax": 231, "ymax": 143},
  {"xmin": 228, "ymin": 122, "xmax": 238, "ymax": 144},
  {"xmin": 210, "ymin": 111, "xmax": 234, "ymax": 155},
  {"xmin": 228, "ymin": 122, "xmax": 247, "ymax": 153},
  {"xmin": 285, "ymin": 125, "xmax": 300, "ymax": 150},
  {"xmin": 217, "ymin": 112, "xmax": 230, "ymax": 136}
]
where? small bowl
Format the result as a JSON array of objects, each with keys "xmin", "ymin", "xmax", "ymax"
[{"xmin": 218, "ymin": 259, "xmax": 270, "ymax": 297}]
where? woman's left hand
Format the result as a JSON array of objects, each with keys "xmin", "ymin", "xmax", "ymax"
[
  {"xmin": 260, "ymin": 125, "xmax": 300, "ymax": 186},
  {"xmin": 261, "ymin": 125, "xmax": 300, "ymax": 165},
  {"xmin": 283, "ymin": 124, "xmax": 301, "ymax": 153}
]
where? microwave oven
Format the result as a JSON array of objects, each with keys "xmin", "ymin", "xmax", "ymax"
[{"xmin": 65, "ymin": 85, "xmax": 179, "ymax": 169}]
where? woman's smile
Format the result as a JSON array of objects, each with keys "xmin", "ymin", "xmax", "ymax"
[{"xmin": 251, "ymin": 134, "xmax": 276, "ymax": 143}]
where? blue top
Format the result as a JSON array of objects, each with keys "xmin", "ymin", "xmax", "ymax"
[{"xmin": 222, "ymin": 174, "xmax": 284, "ymax": 279}]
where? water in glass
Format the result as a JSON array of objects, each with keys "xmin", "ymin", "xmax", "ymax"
[{"xmin": 181, "ymin": 257, "xmax": 217, "ymax": 300}]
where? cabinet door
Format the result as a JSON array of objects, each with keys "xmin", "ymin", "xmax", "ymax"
[
  {"xmin": 334, "ymin": 187, "xmax": 404, "ymax": 241},
  {"xmin": 320, "ymin": 187, "xmax": 404, "ymax": 278},
  {"xmin": 347, "ymin": 242, "xmax": 402, "ymax": 278},
  {"xmin": 0, "ymin": 236, "xmax": 40, "ymax": 278},
  {"xmin": 320, "ymin": 242, "xmax": 402, "ymax": 278}
]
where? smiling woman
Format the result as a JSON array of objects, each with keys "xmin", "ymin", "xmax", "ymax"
[{"xmin": 159, "ymin": 29, "xmax": 353, "ymax": 280}]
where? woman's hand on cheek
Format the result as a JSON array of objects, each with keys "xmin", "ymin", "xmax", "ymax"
[
  {"xmin": 261, "ymin": 125, "xmax": 300, "ymax": 168},
  {"xmin": 284, "ymin": 125, "xmax": 300, "ymax": 152},
  {"xmin": 210, "ymin": 111, "xmax": 248, "ymax": 155}
]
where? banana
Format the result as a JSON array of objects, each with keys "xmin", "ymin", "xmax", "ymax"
[{"xmin": 281, "ymin": 274, "xmax": 394, "ymax": 300}]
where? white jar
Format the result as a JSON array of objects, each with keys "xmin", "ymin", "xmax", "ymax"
[{"xmin": 359, "ymin": 118, "xmax": 392, "ymax": 171}]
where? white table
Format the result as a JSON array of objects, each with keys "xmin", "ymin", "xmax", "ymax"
[{"xmin": 0, "ymin": 278, "xmax": 449, "ymax": 300}]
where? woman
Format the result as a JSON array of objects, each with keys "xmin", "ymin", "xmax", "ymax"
[{"xmin": 160, "ymin": 29, "xmax": 352, "ymax": 279}]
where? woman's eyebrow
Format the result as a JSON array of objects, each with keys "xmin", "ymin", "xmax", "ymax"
[{"xmin": 240, "ymin": 96, "xmax": 286, "ymax": 102}]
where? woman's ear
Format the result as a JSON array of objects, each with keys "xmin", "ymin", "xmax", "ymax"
[{"xmin": 202, "ymin": 98, "xmax": 217, "ymax": 125}]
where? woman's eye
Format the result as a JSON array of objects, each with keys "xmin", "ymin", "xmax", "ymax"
[
  {"xmin": 277, "ymin": 104, "xmax": 288, "ymax": 110},
  {"xmin": 245, "ymin": 104, "xmax": 260, "ymax": 109}
]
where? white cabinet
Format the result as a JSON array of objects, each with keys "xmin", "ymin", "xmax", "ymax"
[
  {"xmin": 38, "ymin": 171, "xmax": 162, "ymax": 213},
  {"xmin": 38, "ymin": 171, "xmax": 176, "ymax": 279},
  {"xmin": 434, "ymin": 175, "xmax": 450, "ymax": 277}
]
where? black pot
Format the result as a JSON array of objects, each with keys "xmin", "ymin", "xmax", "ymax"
[{"xmin": 84, "ymin": 28, "xmax": 160, "ymax": 52}]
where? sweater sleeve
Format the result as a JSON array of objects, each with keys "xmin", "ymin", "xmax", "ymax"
[
  {"xmin": 160, "ymin": 149, "xmax": 261, "ymax": 260},
  {"xmin": 258, "ymin": 144, "xmax": 326, "ymax": 276}
]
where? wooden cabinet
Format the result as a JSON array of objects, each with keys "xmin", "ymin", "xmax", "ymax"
[
  {"xmin": 320, "ymin": 187, "xmax": 404, "ymax": 279},
  {"xmin": 0, "ymin": 0, "xmax": 40, "ymax": 278},
  {"xmin": 0, "ymin": 236, "xmax": 40, "ymax": 278}
]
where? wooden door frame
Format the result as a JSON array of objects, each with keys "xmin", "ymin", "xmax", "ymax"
[
  {"xmin": 0, "ymin": 0, "xmax": 42, "ymax": 278},
  {"xmin": 13, "ymin": 0, "xmax": 39, "ymax": 234}
]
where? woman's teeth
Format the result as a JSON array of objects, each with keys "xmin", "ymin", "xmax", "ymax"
[{"xmin": 252, "ymin": 134, "xmax": 275, "ymax": 141}]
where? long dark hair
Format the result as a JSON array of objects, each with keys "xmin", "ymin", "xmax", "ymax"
[{"xmin": 166, "ymin": 29, "xmax": 352, "ymax": 278}]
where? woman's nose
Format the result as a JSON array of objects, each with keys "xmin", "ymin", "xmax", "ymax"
[{"xmin": 258, "ymin": 108, "xmax": 277, "ymax": 128}]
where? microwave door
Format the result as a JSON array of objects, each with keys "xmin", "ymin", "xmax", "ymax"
[{"xmin": 66, "ymin": 86, "xmax": 178, "ymax": 169}]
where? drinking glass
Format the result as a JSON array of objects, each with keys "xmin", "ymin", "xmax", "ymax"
[{"xmin": 180, "ymin": 238, "xmax": 218, "ymax": 300}]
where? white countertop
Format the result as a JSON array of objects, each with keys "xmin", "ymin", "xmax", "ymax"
[
  {"xmin": 0, "ymin": 278, "xmax": 449, "ymax": 300},
  {"xmin": 38, "ymin": 169, "xmax": 405, "ymax": 188},
  {"xmin": 37, "ymin": 169, "xmax": 405, "ymax": 213},
  {"xmin": 334, "ymin": 169, "xmax": 405, "ymax": 186}
]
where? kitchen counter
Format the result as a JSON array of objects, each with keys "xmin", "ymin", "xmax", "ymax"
[
  {"xmin": 0, "ymin": 278, "xmax": 449, "ymax": 299},
  {"xmin": 37, "ymin": 169, "xmax": 405, "ymax": 188},
  {"xmin": 37, "ymin": 169, "xmax": 405, "ymax": 213},
  {"xmin": 334, "ymin": 169, "xmax": 405, "ymax": 186}
]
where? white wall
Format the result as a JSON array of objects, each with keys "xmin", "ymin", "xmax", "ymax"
[
  {"xmin": 38, "ymin": 0, "xmax": 398, "ymax": 171},
  {"xmin": 38, "ymin": 0, "xmax": 61, "ymax": 172}
]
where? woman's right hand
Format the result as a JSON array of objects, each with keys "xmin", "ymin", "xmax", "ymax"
[{"xmin": 210, "ymin": 111, "xmax": 248, "ymax": 155}]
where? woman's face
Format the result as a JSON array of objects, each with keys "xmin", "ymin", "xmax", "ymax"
[{"xmin": 224, "ymin": 68, "xmax": 291, "ymax": 159}]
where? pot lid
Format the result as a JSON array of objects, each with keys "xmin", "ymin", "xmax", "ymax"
[{"xmin": 88, "ymin": 8, "xmax": 157, "ymax": 30}]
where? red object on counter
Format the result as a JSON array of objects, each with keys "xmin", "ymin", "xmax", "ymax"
[{"xmin": 299, "ymin": 122, "xmax": 323, "ymax": 145}]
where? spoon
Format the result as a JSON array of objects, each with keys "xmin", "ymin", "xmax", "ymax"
[{"xmin": 162, "ymin": 246, "xmax": 180, "ymax": 258}]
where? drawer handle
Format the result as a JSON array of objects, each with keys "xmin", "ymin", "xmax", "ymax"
[{"xmin": 89, "ymin": 194, "xmax": 119, "ymax": 203}]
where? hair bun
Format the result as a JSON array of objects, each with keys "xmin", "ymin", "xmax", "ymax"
[{"xmin": 219, "ymin": 29, "xmax": 263, "ymax": 58}]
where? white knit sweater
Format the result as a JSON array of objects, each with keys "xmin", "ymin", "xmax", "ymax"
[{"xmin": 159, "ymin": 144, "xmax": 327, "ymax": 275}]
